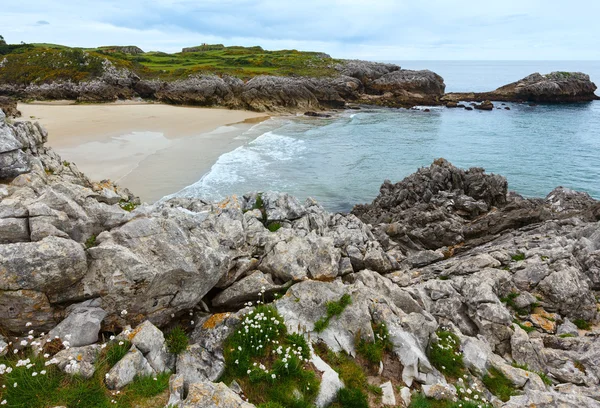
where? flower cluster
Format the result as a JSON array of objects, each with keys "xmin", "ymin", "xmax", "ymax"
[
  {"xmin": 456, "ymin": 376, "xmax": 492, "ymax": 408},
  {"xmin": 428, "ymin": 328, "xmax": 465, "ymax": 378}
]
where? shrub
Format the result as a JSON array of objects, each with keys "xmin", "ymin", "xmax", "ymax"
[
  {"xmin": 427, "ymin": 330, "xmax": 464, "ymax": 378},
  {"xmin": 165, "ymin": 326, "xmax": 189, "ymax": 354}
]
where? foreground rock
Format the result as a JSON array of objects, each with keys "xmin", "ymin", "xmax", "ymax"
[
  {"xmin": 1, "ymin": 113, "xmax": 600, "ymax": 407},
  {"xmin": 444, "ymin": 71, "xmax": 599, "ymax": 103}
]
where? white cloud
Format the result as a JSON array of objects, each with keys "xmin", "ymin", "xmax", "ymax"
[{"xmin": 1, "ymin": 0, "xmax": 599, "ymax": 60}]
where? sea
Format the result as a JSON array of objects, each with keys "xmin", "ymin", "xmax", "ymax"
[{"xmin": 171, "ymin": 61, "xmax": 600, "ymax": 212}]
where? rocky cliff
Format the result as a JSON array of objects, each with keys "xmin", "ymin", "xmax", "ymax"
[
  {"xmin": 444, "ymin": 71, "xmax": 599, "ymax": 103},
  {"xmin": 1, "ymin": 115, "xmax": 599, "ymax": 407},
  {"xmin": 0, "ymin": 58, "xmax": 445, "ymax": 111}
]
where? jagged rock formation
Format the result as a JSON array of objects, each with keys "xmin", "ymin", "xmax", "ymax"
[
  {"xmin": 1, "ymin": 115, "xmax": 599, "ymax": 407},
  {"xmin": 444, "ymin": 71, "xmax": 599, "ymax": 103},
  {"xmin": 0, "ymin": 57, "xmax": 445, "ymax": 110}
]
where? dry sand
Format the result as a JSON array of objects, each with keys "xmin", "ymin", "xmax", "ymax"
[{"xmin": 18, "ymin": 102, "xmax": 269, "ymax": 202}]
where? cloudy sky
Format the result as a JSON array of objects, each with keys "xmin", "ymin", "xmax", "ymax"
[{"xmin": 1, "ymin": 0, "xmax": 599, "ymax": 60}]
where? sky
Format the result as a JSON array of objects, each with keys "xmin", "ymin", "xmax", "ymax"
[{"xmin": 1, "ymin": 0, "xmax": 599, "ymax": 60}]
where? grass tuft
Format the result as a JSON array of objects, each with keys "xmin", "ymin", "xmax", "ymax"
[
  {"xmin": 482, "ymin": 366, "xmax": 518, "ymax": 402},
  {"xmin": 573, "ymin": 319, "xmax": 591, "ymax": 330},
  {"xmin": 356, "ymin": 322, "xmax": 392, "ymax": 365},
  {"xmin": 165, "ymin": 326, "xmax": 189, "ymax": 355},
  {"xmin": 427, "ymin": 330, "xmax": 464, "ymax": 378},
  {"xmin": 314, "ymin": 294, "xmax": 352, "ymax": 333}
]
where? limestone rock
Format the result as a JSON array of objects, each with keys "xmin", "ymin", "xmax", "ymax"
[
  {"xmin": 48, "ymin": 306, "xmax": 106, "ymax": 347},
  {"xmin": 54, "ymin": 345, "xmax": 101, "ymax": 379},
  {"xmin": 180, "ymin": 381, "xmax": 255, "ymax": 408},
  {"xmin": 105, "ymin": 346, "xmax": 155, "ymax": 390},
  {"xmin": 129, "ymin": 320, "xmax": 173, "ymax": 373}
]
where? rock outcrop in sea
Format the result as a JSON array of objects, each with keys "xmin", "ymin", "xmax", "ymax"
[
  {"xmin": 1, "ymin": 113, "xmax": 600, "ymax": 407},
  {"xmin": 444, "ymin": 71, "xmax": 599, "ymax": 103}
]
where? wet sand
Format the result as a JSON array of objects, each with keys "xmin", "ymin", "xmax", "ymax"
[{"xmin": 18, "ymin": 102, "xmax": 269, "ymax": 202}]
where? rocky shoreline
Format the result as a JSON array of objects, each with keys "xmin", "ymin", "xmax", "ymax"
[
  {"xmin": 1, "ymin": 104, "xmax": 600, "ymax": 406},
  {"xmin": 0, "ymin": 55, "xmax": 597, "ymax": 115}
]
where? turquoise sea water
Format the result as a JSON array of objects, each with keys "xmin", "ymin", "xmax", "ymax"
[{"xmin": 173, "ymin": 61, "xmax": 600, "ymax": 212}]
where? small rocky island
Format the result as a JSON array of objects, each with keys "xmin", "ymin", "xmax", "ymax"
[
  {"xmin": 1, "ymin": 100, "xmax": 600, "ymax": 406},
  {"xmin": 443, "ymin": 72, "xmax": 599, "ymax": 103}
]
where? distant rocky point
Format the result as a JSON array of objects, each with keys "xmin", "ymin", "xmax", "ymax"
[{"xmin": 444, "ymin": 71, "xmax": 599, "ymax": 103}]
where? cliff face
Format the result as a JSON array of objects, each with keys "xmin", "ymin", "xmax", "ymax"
[
  {"xmin": 1, "ymin": 115, "xmax": 600, "ymax": 407},
  {"xmin": 444, "ymin": 71, "xmax": 599, "ymax": 103}
]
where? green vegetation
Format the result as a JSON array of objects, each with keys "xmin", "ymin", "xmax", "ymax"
[
  {"xmin": 85, "ymin": 234, "xmax": 97, "ymax": 249},
  {"xmin": 513, "ymin": 320, "xmax": 536, "ymax": 333},
  {"xmin": 267, "ymin": 222, "xmax": 282, "ymax": 232},
  {"xmin": 0, "ymin": 339, "xmax": 169, "ymax": 408},
  {"xmin": 165, "ymin": 326, "xmax": 189, "ymax": 355},
  {"xmin": 0, "ymin": 41, "xmax": 341, "ymax": 85},
  {"xmin": 314, "ymin": 343, "xmax": 369, "ymax": 408},
  {"xmin": 104, "ymin": 340, "xmax": 132, "ymax": 367},
  {"xmin": 427, "ymin": 330, "xmax": 464, "ymax": 378},
  {"xmin": 511, "ymin": 252, "xmax": 526, "ymax": 262},
  {"xmin": 221, "ymin": 305, "xmax": 319, "ymax": 407},
  {"xmin": 482, "ymin": 366, "xmax": 518, "ymax": 402},
  {"xmin": 510, "ymin": 363, "xmax": 552, "ymax": 386},
  {"xmin": 356, "ymin": 322, "xmax": 392, "ymax": 365},
  {"xmin": 332, "ymin": 387, "xmax": 368, "ymax": 408},
  {"xmin": 313, "ymin": 294, "xmax": 352, "ymax": 333},
  {"xmin": 559, "ymin": 333, "xmax": 575, "ymax": 338},
  {"xmin": 573, "ymin": 319, "xmax": 591, "ymax": 330},
  {"xmin": 501, "ymin": 292, "xmax": 527, "ymax": 315},
  {"xmin": 119, "ymin": 200, "xmax": 138, "ymax": 212}
]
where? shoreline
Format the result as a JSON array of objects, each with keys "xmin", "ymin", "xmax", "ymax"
[{"xmin": 17, "ymin": 102, "xmax": 270, "ymax": 202}]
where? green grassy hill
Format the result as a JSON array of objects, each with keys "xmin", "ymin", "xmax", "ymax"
[{"xmin": 0, "ymin": 41, "xmax": 341, "ymax": 84}]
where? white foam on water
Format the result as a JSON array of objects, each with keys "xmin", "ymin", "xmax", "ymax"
[{"xmin": 170, "ymin": 130, "xmax": 306, "ymax": 201}]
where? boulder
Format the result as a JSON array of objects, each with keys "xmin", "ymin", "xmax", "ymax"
[
  {"xmin": 48, "ymin": 306, "xmax": 106, "ymax": 347},
  {"xmin": 53, "ymin": 345, "xmax": 101, "ymax": 379},
  {"xmin": 105, "ymin": 346, "xmax": 155, "ymax": 390},
  {"xmin": 180, "ymin": 381, "xmax": 255, "ymax": 408},
  {"xmin": 129, "ymin": 320, "xmax": 173, "ymax": 373}
]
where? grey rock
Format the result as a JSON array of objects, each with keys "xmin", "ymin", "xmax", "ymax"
[
  {"xmin": 501, "ymin": 390, "xmax": 600, "ymax": 407},
  {"xmin": 181, "ymin": 381, "xmax": 255, "ymax": 408},
  {"xmin": 312, "ymin": 351, "xmax": 344, "ymax": 408},
  {"xmin": 176, "ymin": 342, "xmax": 226, "ymax": 387},
  {"xmin": 129, "ymin": 320, "xmax": 173, "ymax": 373},
  {"xmin": 380, "ymin": 381, "xmax": 396, "ymax": 406},
  {"xmin": 48, "ymin": 306, "xmax": 106, "ymax": 347},
  {"xmin": 212, "ymin": 271, "xmax": 288, "ymax": 309},
  {"xmin": 0, "ymin": 217, "xmax": 29, "ymax": 244},
  {"xmin": 54, "ymin": 345, "xmax": 101, "ymax": 379},
  {"xmin": 105, "ymin": 346, "xmax": 155, "ymax": 390},
  {"xmin": 557, "ymin": 319, "xmax": 580, "ymax": 337},
  {"xmin": 422, "ymin": 383, "xmax": 457, "ymax": 400}
]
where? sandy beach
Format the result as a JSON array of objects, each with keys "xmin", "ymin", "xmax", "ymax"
[{"xmin": 18, "ymin": 102, "xmax": 269, "ymax": 202}]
